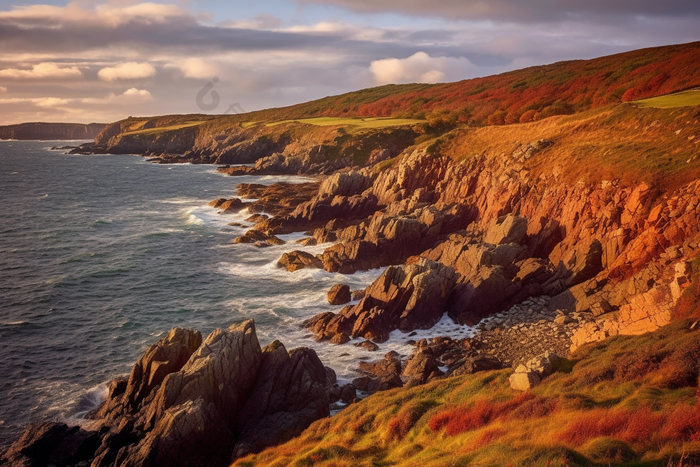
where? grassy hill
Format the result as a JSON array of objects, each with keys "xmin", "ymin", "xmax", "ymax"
[
  {"xmin": 97, "ymin": 41, "xmax": 700, "ymax": 146},
  {"xmin": 233, "ymin": 318, "xmax": 700, "ymax": 467}
]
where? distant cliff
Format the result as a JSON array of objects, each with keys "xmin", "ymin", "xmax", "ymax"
[{"xmin": 0, "ymin": 122, "xmax": 106, "ymax": 141}]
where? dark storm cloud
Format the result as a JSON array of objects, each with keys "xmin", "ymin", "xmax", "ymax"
[{"xmin": 300, "ymin": 0, "xmax": 700, "ymax": 22}]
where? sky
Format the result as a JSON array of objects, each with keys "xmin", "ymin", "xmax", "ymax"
[{"xmin": 0, "ymin": 0, "xmax": 698, "ymax": 125}]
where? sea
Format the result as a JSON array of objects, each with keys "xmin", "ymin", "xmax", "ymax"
[{"xmin": 0, "ymin": 141, "xmax": 474, "ymax": 447}]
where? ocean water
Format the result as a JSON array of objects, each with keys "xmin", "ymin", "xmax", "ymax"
[{"xmin": 0, "ymin": 141, "xmax": 475, "ymax": 447}]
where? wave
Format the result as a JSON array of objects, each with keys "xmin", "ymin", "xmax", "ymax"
[
  {"xmin": 1, "ymin": 321, "xmax": 29, "ymax": 327},
  {"xmin": 64, "ymin": 382, "xmax": 110, "ymax": 424}
]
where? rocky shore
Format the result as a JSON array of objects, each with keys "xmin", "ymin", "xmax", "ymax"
[{"xmin": 5, "ymin": 98, "xmax": 700, "ymax": 466}]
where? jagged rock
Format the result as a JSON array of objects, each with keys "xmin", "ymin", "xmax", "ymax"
[
  {"xmin": 0, "ymin": 422, "xmax": 101, "ymax": 467},
  {"xmin": 550, "ymin": 239, "xmax": 604, "ymax": 288},
  {"xmin": 483, "ymin": 215, "xmax": 528, "ymax": 245},
  {"xmin": 318, "ymin": 169, "xmax": 375, "ymax": 197},
  {"xmin": 402, "ymin": 349, "xmax": 443, "ymax": 385},
  {"xmin": 209, "ymin": 198, "xmax": 244, "ymax": 213},
  {"xmin": 522, "ymin": 351, "xmax": 561, "ymax": 378},
  {"xmin": 307, "ymin": 258, "xmax": 456, "ymax": 343},
  {"xmin": 358, "ymin": 352, "xmax": 402, "ymax": 379},
  {"xmin": 448, "ymin": 265, "xmax": 520, "ymax": 324},
  {"xmin": 352, "ymin": 374, "xmax": 403, "ymax": 393},
  {"xmin": 354, "ymin": 340, "xmax": 379, "ymax": 351},
  {"xmin": 277, "ymin": 251, "xmax": 323, "ymax": 272},
  {"xmin": 95, "ymin": 328, "xmax": 202, "ymax": 420},
  {"xmin": 295, "ymin": 237, "xmax": 317, "ymax": 246},
  {"xmin": 448, "ymin": 356, "xmax": 503, "ymax": 377},
  {"xmin": 327, "ymin": 284, "xmax": 352, "ymax": 305},
  {"xmin": 235, "ymin": 230, "xmax": 286, "ymax": 246},
  {"xmin": 8, "ymin": 321, "xmax": 336, "ymax": 467},
  {"xmin": 245, "ymin": 213, "xmax": 269, "ymax": 223},
  {"xmin": 231, "ymin": 341, "xmax": 333, "ymax": 459}
]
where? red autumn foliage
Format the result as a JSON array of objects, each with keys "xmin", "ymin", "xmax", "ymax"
[
  {"xmin": 559, "ymin": 409, "xmax": 632, "ymax": 444},
  {"xmin": 249, "ymin": 41, "xmax": 700, "ymax": 126},
  {"xmin": 428, "ymin": 394, "xmax": 533, "ymax": 436},
  {"xmin": 661, "ymin": 404, "xmax": 700, "ymax": 442},
  {"xmin": 559, "ymin": 404, "xmax": 700, "ymax": 447}
]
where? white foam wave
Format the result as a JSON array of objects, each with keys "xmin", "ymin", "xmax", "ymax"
[
  {"xmin": 1, "ymin": 321, "xmax": 29, "ymax": 326},
  {"xmin": 158, "ymin": 197, "xmax": 209, "ymax": 205},
  {"xmin": 65, "ymin": 382, "xmax": 110, "ymax": 427},
  {"xmin": 186, "ymin": 213, "xmax": 204, "ymax": 226},
  {"xmin": 259, "ymin": 313, "xmax": 477, "ymax": 382}
]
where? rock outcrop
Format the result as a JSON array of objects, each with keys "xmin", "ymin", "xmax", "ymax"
[
  {"xmin": 307, "ymin": 258, "xmax": 456, "ymax": 343},
  {"xmin": 327, "ymin": 284, "xmax": 351, "ymax": 305},
  {"xmin": 3, "ymin": 321, "xmax": 335, "ymax": 467}
]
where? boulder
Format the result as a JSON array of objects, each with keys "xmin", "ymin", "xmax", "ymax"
[
  {"xmin": 358, "ymin": 352, "xmax": 402, "ymax": 378},
  {"xmin": 448, "ymin": 356, "xmax": 503, "ymax": 377},
  {"xmin": 402, "ymin": 349, "xmax": 443, "ymax": 385},
  {"xmin": 327, "ymin": 284, "xmax": 352, "ymax": 305},
  {"xmin": 550, "ymin": 239, "xmax": 604, "ymax": 288},
  {"xmin": 210, "ymin": 198, "xmax": 244, "ymax": 213},
  {"xmin": 235, "ymin": 230, "xmax": 286, "ymax": 246},
  {"xmin": 509, "ymin": 351, "xmax": 561, "ymax": 391},
  {"xmin": 277, "ymin": 251, "xmax": 323, "ymax": 272},
  {"xmin": 307, "ymin": 258, "xmax": 456, "ymax": 343},
  {"xmin": 0, "ymin": 422, "xmax": 100, "ymax": 467},
  {"xmin": 483, "ymin": 215, "xmax": 528, "ymax": 245},
  {"xmin": 509, "ymin": 371, "xmax": 541, "ymax": 391}
]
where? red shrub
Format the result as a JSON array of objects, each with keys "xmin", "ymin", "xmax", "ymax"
[
  {"xmin": 661, "ymin": 404, "xmax": 700, "ymax": 442},
  {"xmin": 429, "ymin": 394, "xmax": 533, "ymax": 436},
  {"xmin": 559, "ymin": 409, "xmax": 632, "ymax": 444},
  {"xmin": 619, "ymin": 407, "xmax": 665, "ymax": 444},
  {"xmin": 472, "ymin": 428, "xmax": 507, "ymax": 450}
]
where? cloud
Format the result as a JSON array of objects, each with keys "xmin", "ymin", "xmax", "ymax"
[
  {"xmin": 0, "ymin": 86, "xmax": 6, "ymax": 92},
  {"xmin": 175, "ymin": 58, "xmax": 219, "ymax": 80},
  {"xmin": 98, "ymin": 62, "xmax": 156, "ymax": 81},
  {"xmin": 370, "ymin": 52, "xmax": 472, "ymax": 85},
  {"xmin": 300, "ymin": 0, "xmax": 700, "ymax": 22},
  {"xmin": 0, "ymin": 2, "xmax": 191, "ymax": 28},
  {"xmin": 0, "ymin": 97, "xmax": 69, "ymax": 108},
  {"xmin": 82, "ymin": 88, "xmax": 153, "ymax": 104},
  {"xmin": 0, "ymin": 62, "xmax": 82, "ymax": 80}
]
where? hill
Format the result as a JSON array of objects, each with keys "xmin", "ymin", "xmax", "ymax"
[
  {"xmin": 233, "ymin": 319, "xmax": 700, "ymax": 467},
  {"xmin": 0, "ymin": 122, "xmax": 106, "ymax": 141},
  {"xmin": 241, "ymin": 40, "xmax": 700, "ymax": 126}
]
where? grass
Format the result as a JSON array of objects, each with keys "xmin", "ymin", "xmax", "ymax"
[
  {"xmin": 262, "ymin": 117, "xmax": 424, "ymax": 130},
  {"xmin": 436, "ymin": 103, "xmax": 700, "ymax": 191},
  {"xmin": 232, "ymin": 320, "xmax": 700, "ymax": 467},
  {"xmin": 122, "ymin": 121, "xmax": 205, "ymax": 136},
  {"xmin": 633, "ymin": 89, "xmax": 700, "ymax": 109}
]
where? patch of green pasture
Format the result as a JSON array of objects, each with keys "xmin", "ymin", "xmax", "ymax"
[{"xmin": 633, "ymin": 89, "xmax": 700, "ymax": 108}]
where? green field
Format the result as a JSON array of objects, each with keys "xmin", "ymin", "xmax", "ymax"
[
  {"xmin": 633, "ymin": 88, "xmax": 700, "ymax": 108},
  {"xmin": 261, "ymin": 117, "xmax": 425, "ymax": 129},
  {"xmin": 123, "ymin": 121, "xmax": 205, "ymax": 136}
]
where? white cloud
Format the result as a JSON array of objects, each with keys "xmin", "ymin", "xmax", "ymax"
[
  {"xmin": 369, "ymin": 52, "xmax": 472, "ymax": 85},
  {"xmin": 176, "ymin": 58, "xmax": 219, "ymax": 80},
  {"xmin": 98, "ymin": 62, "xmax": 156, "ymax": 81},
  {"xmin": 0, "ymin": 2, "xmax": 190, "ymax": 28},
  {"xmin": 122, "ymin": 88, "xmax": 153, "ymax": 100},
  {"xmin": 0, "ymin": 86, "xmax": 6, "ymax": 92},
  {"xmin": 0, "ymin": 62, "xmax": 82, "ymax": 80},
  {"xmin": 81, "ymin": 88, "xmax": 153, "ymax": 104},
  {"xmin": 0, "ymin": 97, "xmax": 69, "ymax": 108}
]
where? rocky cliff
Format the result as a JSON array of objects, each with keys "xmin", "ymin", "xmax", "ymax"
[
  {"xmin": 237, "ymin": 103, "xmax": 700, "ymax": 358},
  {"xmin": 0, "ymin": 122, "xmax": 106, "ymax": 141},
  {"xmin": 1, "ymin": 321, "xmax": 340, "ymax": 467}
]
